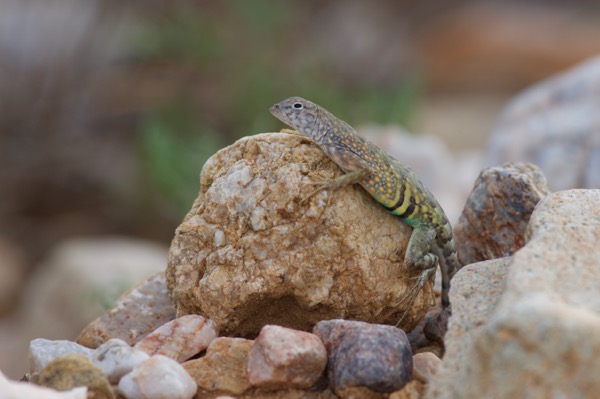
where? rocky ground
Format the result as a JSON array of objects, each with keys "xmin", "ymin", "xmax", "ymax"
[{"xmin": 2, "ymin": 56, "xmax": 600, "ymax": 398}]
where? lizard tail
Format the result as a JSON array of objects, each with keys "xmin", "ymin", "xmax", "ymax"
[{"xmin": 436, "ymin": 221, "xmax": 461, "ymax": 308}]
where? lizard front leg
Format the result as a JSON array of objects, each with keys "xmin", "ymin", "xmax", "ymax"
[
  {"xmin": 302, "ymin": 168, "xmax": 371, "ymax": 203},
  {"xmin": 302, "ymin": 145, "xmax": 373, "ymax": 203},
  {"xmin": 395, "ymin": 224, "xmax": 438, "ymax": 326}
]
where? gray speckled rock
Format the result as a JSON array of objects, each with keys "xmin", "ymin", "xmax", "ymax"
[
  {"xmin": 487, "ymin": 56, "xmax": 600, "ymax": 191},
  {"xmin": 428, "ymin": 189, "xmax": 600, "ymax": 399},
  {"xmin": 29, "ymin": 339, "xmax": 94, "ymax": 374},
  {"xmin": 313, "ymin": 320, "xmax": 412, "ymax": 397},
  {"xmin": 454, "ymin": 162, "xmax": 549, "ymax": 265}
]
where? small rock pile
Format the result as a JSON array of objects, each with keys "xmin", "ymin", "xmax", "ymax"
[{"xmin": 10, "ymin": 309, "xmax": 437, "ymax": 398}]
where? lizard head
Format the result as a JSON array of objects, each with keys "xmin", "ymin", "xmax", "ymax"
[{"xmin": 270, "ymin": 97, "xmax": 320, "ymax": 139}]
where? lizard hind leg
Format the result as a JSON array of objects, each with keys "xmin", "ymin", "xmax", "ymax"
[{"xmin": 395, "ymin": 224, "xmax": 438, "ymax": 327}]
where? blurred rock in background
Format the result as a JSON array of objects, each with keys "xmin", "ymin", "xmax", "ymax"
[
  {"xmin": 487, "ymin": 55, "xmax": 600, "ymax": 191},
  {"xmin": 0, "ymin": 236, "xmax": 167, "ymax": 379}
]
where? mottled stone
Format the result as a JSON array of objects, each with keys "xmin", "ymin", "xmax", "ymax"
[
  {"xmin": 77, "ymin": 272, "xmax": 176, "ymax": 349},
  {"xmin": 412, "ymin": 352, "xmax": 441, "ymax": 384},
  {"xmin": 487, "ymin": 55, "xmax": 600, "ymax": 191},
  {"xmin": 35, "ymin": 354, "xmax": 114, "ymax": 399},
  {"xmin": 91, "ymin": 339, "xmax": 149, "ymax": 384},
  {"xmin": 183, "ymin": 337, "xmax": 253, "ymax": 395},
  {"xmin": 118, "ymin": 355, "xmax": 196, "ymax": 399},
  {"xmin": 0, "ymin": 371, "xmax": 87, "ymax": 399},
  {"xmin": 167, "ymin": 133, "xmax": 434, "ymax": 335},
  {"xmin": 247, "ymin": 325, "xmax": 326, "ymax": 390},
  {"xmin": 134, "ymin": 315, "xmax": 218, "ymax": 362},
  {"xmin": 29, "ymin": 339, "xmax": 94, "ymax": 374},
  {"xmin": 428, "ymin": 190, "xmax": 600, "ymax": 399},
  {"xmin": 313, "ymin": 320, "xmax": 413, "ymax": 396},
  {"xmin": 454, "ymin": 162, "xmax": 549, "ymax": 265}
]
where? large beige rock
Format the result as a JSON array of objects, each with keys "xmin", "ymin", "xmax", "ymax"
[
  {"xmin": 428, "ymin": 190, "xmax": 600, "ymax": 399},
  {"xmin": 167, "ymin": 133, "xmax": 430, "ymax": 336},
  {"xmin": 426, "ymin": 257, "xmax": 511, "ymax": 398}
]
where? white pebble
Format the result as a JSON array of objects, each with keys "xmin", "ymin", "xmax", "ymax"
[
  {"xmin": 91, "ymin": 338, "xmax": 150, "ymax": 384},
  {"xmin": 118, "ymin": 355, "xmax": 197, "ymax": 399}
]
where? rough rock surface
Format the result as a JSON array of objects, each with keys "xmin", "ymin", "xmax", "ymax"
[
  {"xmin": 34, "ymin": 354, "xmax": 114, "ymax": 399},
  {"xmin": 183, "ymin": 337, "xmax": 254, "ymax": 395},
  {"xmin": 167, "ymin": 133, "xmax": 431, "ymax": 336},
  {"xmin": 314, "ymin": 320, "xmax": 413, "ymax": 397},
  {"xmin": 425, "ymin": 257, "xmax": 510, "ymax": 399},
  {"xmin": 428, "ymin": 190, "xmax": 600, "ymax": 399},
  {"xmin": 77, "ymin": 271, "xmax": 176, "ymax": 348},
  {"xmin": 487, "ymin": 56, "xmax": 600, "ymax": 191},
  {"xmin": 247, "ymin": 325, "xmax": 327, "ymax": 390},
  {"xmin": 454, "ymin": 162, "xmax": 549, "ymax": 265},
  {"xmin": 134, "ymin": 315, "xmax": 218, "ymax": 362}
]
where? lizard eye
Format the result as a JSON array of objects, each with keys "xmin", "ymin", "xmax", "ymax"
[{"xmin": 292, "ymin": 102, "xmax": 303, "ymax": 110}]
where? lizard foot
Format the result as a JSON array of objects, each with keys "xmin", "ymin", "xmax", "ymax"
[
  {"xmin": 300, "ymin": 175, "xmax": 338, "ymax": 204},
  {"xmin": 395, "ymin": 266, "xmax": 436, "ymax": 327}
]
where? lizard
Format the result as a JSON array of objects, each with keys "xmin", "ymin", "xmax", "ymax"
[{"xmin": 269, "ymin": 96, "xmax": 460, "ymax": 325}]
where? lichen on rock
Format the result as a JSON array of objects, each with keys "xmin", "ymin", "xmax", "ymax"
[{"xmin": 167, "ymin": 132, "xmax": 429, "ymax": 336}]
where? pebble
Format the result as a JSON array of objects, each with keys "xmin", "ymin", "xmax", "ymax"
[
  {"xmin": 134, "ymin": 315, "xmax": 218, "ymax": 362},
  {"xmin": 34, "ymin": 354, "xmax": 114, "ymax": 399},
  {"xmin": 247, "ymin": 325, "xmax": 327, "ymax": 390},
  {"xmin": 118, "ymin": 355, "xmax": 197, "ymax": 399},
  {"xmin": 0, "ymin": 371, "xmax": 87, "ymax": 399},
  {"xmin": 183, "ymin": 337, "xmax": 253, "ymax": 395},
  {"xmin": 91, "ymin": 338, "xmax": 150, "ymax": 384},
  {"xmin": 29, "ymin": 338, "xmax": 94, "ymax": 374},
  {"xmin": 412, "ymin": 352, "xmax": 441, "ymax": 384},
  {"xmin": 313, "ymin": 320, "xmax": 413, "ymax": 395}
]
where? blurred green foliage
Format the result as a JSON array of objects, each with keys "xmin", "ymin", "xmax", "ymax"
[{"xmin": 135, "ymin": 1, "xmax": 421, "ymax": 217}]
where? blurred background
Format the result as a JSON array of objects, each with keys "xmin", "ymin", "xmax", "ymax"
[{"xmin": 1, "ymin": 0, "xmax": 599, "ymax": 378}]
